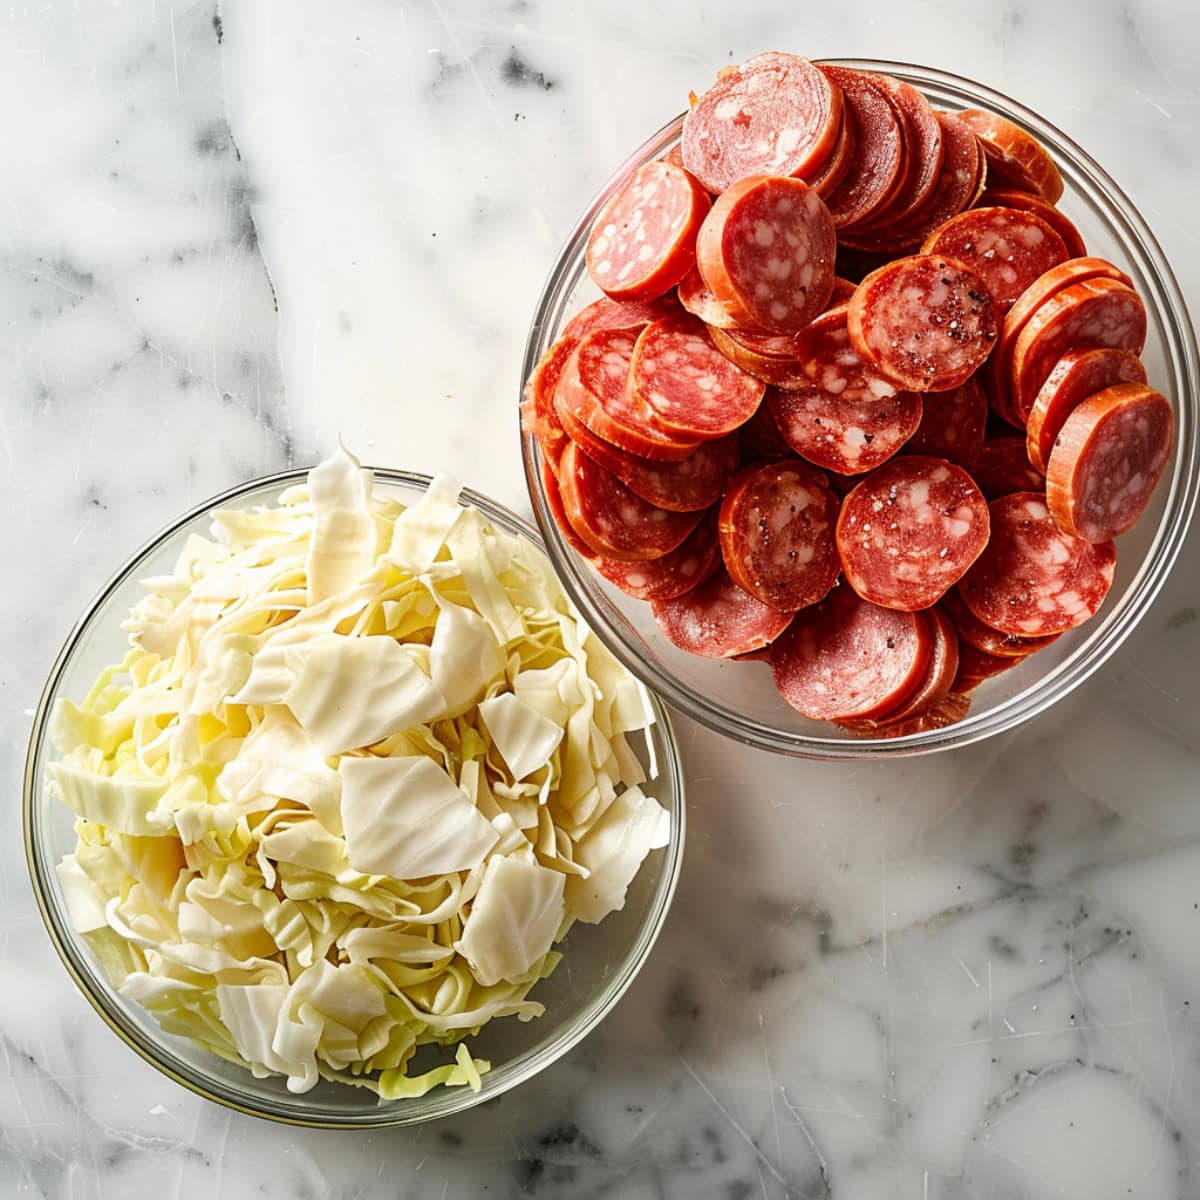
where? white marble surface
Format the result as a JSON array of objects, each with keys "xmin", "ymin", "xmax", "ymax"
[{"xmin": 3, "ymin": 1, "xmax": 1200, "ymax": 1197}]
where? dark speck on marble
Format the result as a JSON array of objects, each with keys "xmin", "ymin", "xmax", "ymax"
[{"xmin": 501, "ymin": 48, "xmax": 554, "ymax": 91}]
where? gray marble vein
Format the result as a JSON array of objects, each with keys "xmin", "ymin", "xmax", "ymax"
[{"xmin": 3, "ymin": 0, "xmax": 1200, "ymax": 1197}]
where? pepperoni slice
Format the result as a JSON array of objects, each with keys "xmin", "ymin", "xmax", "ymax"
[
  {"xmin": 978, "ymin": 188, "xmax": 1087, "ymax": 258},
  {"xmin": 595, "ymin": 516, "xmax": 721, "ymax": 601},
  {"xmin": 818, "ymin": 67, "xmax": 905, "ymax": 229},
  {"xmin": 839, "ymin": 605, "xmax": 960, "ymax": 730},
  {"xmin": 708, "ymin": 325, "xmax": 807, "ymax": 389},
  {"xmin": 557, "ymin": 327, "xmax": 700, "ymax": 462},
  {"xmin": 522, "ymin": 336, "xmax": 575, "ymax": 470},
  {"xmin": 1026, "ymin": 347, "xmax": 1147, "ymax": 472},
  {"xmin": 957, "ymin": 109, "xmax": 1064, "ymax": 204},
  {"xmin": 958, "ymin": 491, "xmax": 1116, "ymax": 636},
  {"xmin": 940, "ymin": 588, "xmax": 1059, "ymax": 658},
  {"xmin": 903, "ymin": 376, "xmax": 988, "ymax": 467},
  {"xmin": 922, "ymin": 207, "xmax": 1069, "ymax": 313},
  {"xmin": 829, "ymin": 276, "xmax": 857, "ymax": 305},
  {"xmin": 768, "ymin": 308, "xmax": 923, "ymax": 475},
  {"xmin": 953, "ymin": 641, "xmax": 1028, "ymax": 694},
  {"xmin": 540, "ymin": 455, "xmax": 596, "ymax": 561},
  {"xmin": 562, "ymin": 294, "xmax": 681, "ymax": 342},
  {"xmin": 681, "ymin": 52, "xmax": 843, "ymax": 194},
  {"xmin": 557, "ymin": 443, "xmax": 702, "ymax": 561},
  {"xmin": 843, "ymin": 689, "xmax": 972, "ymax": 736},
  {"xmin": 1045, "ymin": 383, "xmax": 1174, "ymax": 543},
  {"xmin": 848, "ymin": 75, "xmax": 943, "ymax": 233},
  {"xmin": 809, "ymin": 108, "xmax": 856, "ymax": 198},
  {"xmin": 629, "ymin": 314, "xmax": 765, "ymax": 439},
  {"xmin": 1008, "ymin": 277, "xmax": 1147, "ymax": 423},
  {"xmin": 556, "ymin": 394, "xmax": 738, "ymax": 511},
  {"xmin": 677, "ymin": 265, "xmax": 741, "ymax": 329},
  {"xmin": 717, "ymin": 459, "xmax": 841, "ymax": 611},
  {"xmin": 836, "ymin": 456, "xmax": 990, "ymax": 611},
  {"xmin": 695, "ymin": 176, "xmax": 836, "ymax": 334},
  {"xmin": 971, "ymin": 437, "xmax": 1046, "ymax": 500},
  {"xmin": 586, "ymin": 161, "xmax": 711, "ymax": 302},
  {"xmin": 652, "ymin": 567, "xmax": 794, "ymax": 659},
  {"xmin": 848, "ymin": 254, "xmax": 999, "ymax": 392},
  {"xmin": 769, "ymin": 586, "xmax": 932, "ymax": 721}
]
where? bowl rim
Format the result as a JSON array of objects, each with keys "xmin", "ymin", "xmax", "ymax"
[
  {"xmin": 520, "ymin": 56, "xmax": 1200, "ymax": 760},
  {"xmin": 23, "ymin": 466, "xmax": 687, "ymax": 1128}
]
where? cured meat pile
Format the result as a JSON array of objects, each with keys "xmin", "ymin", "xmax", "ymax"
[{"xmin": 523, "ymin": 52, "xmax": 1175, "ymax": 736}]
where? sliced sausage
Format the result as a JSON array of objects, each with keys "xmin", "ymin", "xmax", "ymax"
[
  {"xmin": 1025, "ymin": 347, "xmax": 1147, "ymax": 472},
  {"xmin": 977, "ymin": 187, "xmax": 1087, "ymax": 258},
  {"xmin": 708, "ymin": 325, "xmax": 807, "ymax": 389},
  {"xmin": 739, "ymin": 402, "xmax": 792, "ymax": 462},
  {"xmin": 921, "ymin": 207, "xmax": 1069, "ymax": 313},
  {"xmin": 848, "ymin": 254, "xmax": 999, "ymax": 392},
  {"xmin": 953, "ymin": 642, "xmax": 1029, "ymax": 694},
  {"xmin": 557, "ymin": 327, "xmax": 700, "ymax": 462},
  {"xmin": 556, "ymin": 394, "xmax": 738, "ymax": 511},
  {"xmin": 677, "ymin": 265, "xmax": 741, "ymax": 329},
  {"xmin": 769, "ymin": 586, "xmax": 932, "ymax": 721},
  {"xmin": 971, "ymin": 436, "xmax": 1046, "ymax": 500},
  {"xmin": 557, "ymin": 442, "xmax": 703, "ymax": 561},
  {"xmin": 957, "ymin": 491, "xmax": 1116, "ymax": 636},
  {"xmin": 586, "ymin": 160, "xmax": 711, "ymax": 301},
  {"xmin": 595, "ymin": 516, "xmax": 721, "ymax": 601},
  {"xmin": 903, "ymin": 376, "xmax": 988, "ymax": 467},
  {"xmin": 940, "ymin": 587, "xmax": 1060, "ymax": 658},
  {"xmin": 541, "ymin": 455, "xmax": 596, "ymax": 561},
  {"xmin": 818, "ymin": 67, "xmax": 906, "ymax": 229},
  {"xmin": 652, "ymin": 567, "xmax": 794, "ymax": 658},
  {"xmin": 836, "ymin": 455, "xmax": 990, "ymax": 611},
  {"xmin": 808, "ymin": 106, "xmax": 856, "ymax": 198},
  {"xmin": 629, "ymin": 314, "xmax": 765, "ymax": 439},
  {"xmin": 842, "ymin": 689, "xmax": 972, "ymax": 736},
  {"xmin": 695, "ymin": 175, "xmax": 836, "ymax": 334},
  {"xmin": 957, "ymin": 109, "xmax": 1064, "ymax": 204},
  {"xmin": 768, "ymin": 308, "xmax": 923, "ymax": 475},
  {"xmin": 1008, "ymin": 277, "xmax": 1147, "ymax": 423},
  {"xmin": 681, "ymin": 52, "xmax": 843, "ymax": 194},
  {"xmin": 562, "ymin": 294, "xmax": 681, "ymax": 342},
  {"xmin": 1045, "ymin": 382, "xmax": 1174, "ymax": 543},
  {"xmin": 718, "ymin": 459, "xmax": 841, "ymax": 611},
  {"xmin": 522, "ymin": 336, "xmax": 575, "ymax": 470}
]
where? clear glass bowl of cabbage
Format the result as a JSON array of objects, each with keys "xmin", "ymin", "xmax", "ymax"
[{"xmin": 23, "ymin": 451, "xmax": 684, "ymax": 1127}]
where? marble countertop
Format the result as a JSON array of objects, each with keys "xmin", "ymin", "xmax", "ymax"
[{"xmin": 3, "ymin": 2, "xmax": 1200, "ymax": 1197}]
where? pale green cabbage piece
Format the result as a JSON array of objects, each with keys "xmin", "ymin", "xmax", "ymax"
[{"xmin": 46, "ymin": 445, "xmax": 667, "ymax": 1099}]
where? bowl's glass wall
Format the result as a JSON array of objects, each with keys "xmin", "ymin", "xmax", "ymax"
[
  {"xmin": 25, "ymin": 471, "xmax": 685, "ymax": 1127},
  {"xmin": 520, "ymin": 60, "xmax": 1200, "ymax": 759}
]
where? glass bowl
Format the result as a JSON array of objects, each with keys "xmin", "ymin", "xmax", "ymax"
[
  {"xmin": 520, "ymin": 58, "xmax": 1200, "ymax": 759},
  {"xmin": 23, "ymin": 469, "xmax": 685, "ymax": 1127}
]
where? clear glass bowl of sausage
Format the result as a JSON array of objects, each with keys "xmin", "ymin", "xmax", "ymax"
[{"xmin": 518, "ymin": 56, "xmax": 1200, "ymax": 759}]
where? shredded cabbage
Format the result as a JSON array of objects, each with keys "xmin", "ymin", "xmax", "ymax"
[{"xmin": 47, "ymin": 446, "xmax": 667, "ymax": 1099}]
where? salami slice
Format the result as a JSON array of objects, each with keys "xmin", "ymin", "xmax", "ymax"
[
  {"xmin": 953, "ymin": 642, "xmax": 1028, "ymax": 694},
  {"xmin": 836, "ymin": 456, "xmax": 990, "ymax": 610},
  {"xmin": 843, "ymin": 689, "xmax": 971, "ymax": 736},
  {"xmin": 809, "ymin": 107, "xmax": 856, "ymax": 198},
  {"xmin": 586, "ymin": 160, "xmax": 711, "ymax": 301},
  {"xmin": 629, "ymin": 314, "xmax": 765, "ymax": 439},
  {"xmin": 903, "ymin": 376, "xmax": 988, "ymax": 467},
  {"xmin": 681, "ymin": 52, "xmax": 843, "ymax": 194},
  {"xmin": 695, "ymin": 175, "xmax": 836, "ymax": 334},
  {"xmin": 540, "ymin": 455, "xmax": 596, "ymax": 561},
  {"xmin": 818, "ymin": 67, "xmax": 906, "ymax": 229},
  {"xmin": 940, "ymin": 587, "xmax": 1059, "ymax": 658},
  {"xmin": 768, "ymin": 308, "xmax": 923, "ymax": 474},
  {"xmin": 660, "ymin": 143, "xmax": 687, "ymax": 170},
  {"xmin": 562, "ymin": 294, "xmax": 681, "ymax": 342},
  {"xmin": 957, "ymin": 109, "xmax": 1064, "ymax": 204},
  {"xmin": 848, "ymin": 75, "xmax": 944, "ymax": 233},
  {"xmin": 839, "ymin": 605, "xmax": 959, "ymax": 730},
  {"xmin": 971, "ymin": 437, "xmax": 1046, "ymax": 500},
  {"xmin": 652, "ymin": 567, "xmax": 793, "ymax": 659},
  {"xmin": 718, "ymin": 459, "xmax": 841, "ymax": 611},
  {"xmin": 677, "ymin": 265, "xmax": 740, "ymax": 329},
  {"xmin": 830, "ymin": 276, "xmax": 857, "ymax": 305},
  {"xmin": 557, "ymin": 442, "xmax": 703, "ymax": 561},
  {"xmin": 958, "ymin": 491, "xmax": 1116, "ymax": 636},
  {"xmin": 769, "ymin": 585, "xmax": 932, "ymax": 721},
  {"xmin": 921, "ymin": 207, "xmax": 1069, "ymax": 313},
  {"xmin": 1045, "ymin": 382, "xmax": 1174, "ymax": 543},
  {"xmin": 595, "ymin": 515, "xmax": 720, "ymax": 601},
  {"xmin": 1025, "ymin": 347, "xmax": 1147, "ymax": 472},
  {"xmin": 1008, "ymin": 277, "xmax": 1147, "ymax": 423},
  {"xmin": 708, "ymin": 325, "xmax": 808, "ymax": 389},
  {"xmin": 557, "ymin": 327, "xmax": 701, "ymax": 462},
  {"xmin": 522, "ymin": 335, "xmax": 575, "ymax": 470},
  {"xmin": 557, "ymin": 395, "xmax": 738, "ymax": 511},
  {"xmin": 848, "ymin": 254, "xmax": 999, "ymax": 392},
  {"xmin": 978, "ymin": 188, "xmax": 1087, "ymax": 259}
]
